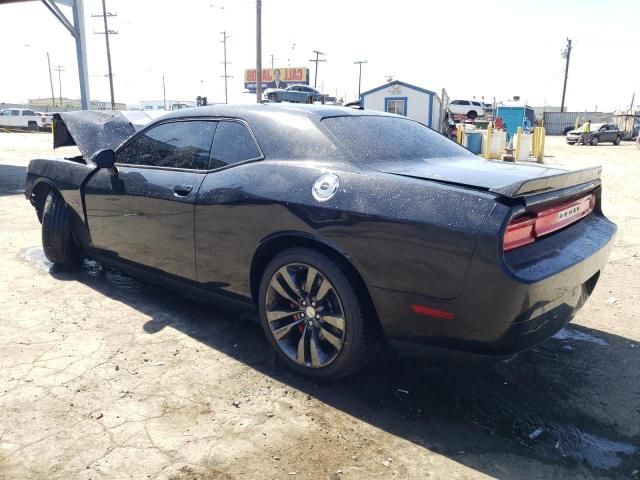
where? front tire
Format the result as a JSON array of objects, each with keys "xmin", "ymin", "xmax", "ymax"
[
  {"xmin": 590, "ymin": 136, "xmax": 599, "ymax": 146},
  {"xmin": 41, "ymin": 190, "xmax": 82, "ymax": 268},
  {"xmin": 258, "ymin": 248, "xmax": 378, "ymax": 380},
  {"xmin": 467, "ymin": 110, "xmax": 478, "ymax": 120},
  {"xmin": 614, "ymin": 136, "xmax": 621, "ymax": 145}
]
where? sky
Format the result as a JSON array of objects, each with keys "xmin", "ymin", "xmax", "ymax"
[{"xmin": 1, "ymin": 0, "xmax": 639, "ymax": 111}]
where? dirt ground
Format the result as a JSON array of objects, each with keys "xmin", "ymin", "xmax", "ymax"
[{"xmin": 0, "ymin": 131, "xmax": 638, "ymax": 480}]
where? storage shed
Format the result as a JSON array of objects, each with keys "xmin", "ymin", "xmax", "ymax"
[{"xmin": 360, "ymin": 80, "xmax": 441, "ymax": 129}]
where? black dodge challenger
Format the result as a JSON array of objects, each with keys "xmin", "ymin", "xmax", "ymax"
[{"xmin": 25, "ymin": 104, "xmax": 616, "ymax": 380}]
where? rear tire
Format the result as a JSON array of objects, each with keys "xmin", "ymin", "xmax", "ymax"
[
  {"xmin": 27, "ymin": 121, "xmax": 38, "ymax": 132},
  {"xmin": 41, "ymin": 190, "xmax": 82, "ymax": 268},
  {"xmin": 258, "ymin": 247, "xmax": 378, "ymax": 381}
]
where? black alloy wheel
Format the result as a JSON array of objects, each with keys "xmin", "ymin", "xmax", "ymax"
[{"xmin": 258, "ymin": 248, "xmax": 378, "ymax": 380}]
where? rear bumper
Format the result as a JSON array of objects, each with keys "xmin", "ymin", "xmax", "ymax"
[{"xmin": 370, "ymin": 212, "xmax": 616, "ymax": 357}]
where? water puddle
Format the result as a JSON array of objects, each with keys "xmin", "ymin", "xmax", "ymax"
[
  {"xmin": 528, "ymin": 424, "xmax": 637, "ymax": 470},
  {"xmin": 22, "ymin": 246, "xmax": 54, "ymax": 272},
  {"xmin": 21, "ymin": 246, "xmax": 147, "ymax": 294},
  {"xmin": 553, "ymin": 327, "xmax": 608, "ymax": 345}
]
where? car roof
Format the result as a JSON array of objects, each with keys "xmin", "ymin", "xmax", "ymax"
[
  {"xmin": 156, "ymin": 103, "xmax": 404, "ymax": 163},
  {"xmin": 159, "ymin": 103, "xmax": 397, "ymax": 123}
]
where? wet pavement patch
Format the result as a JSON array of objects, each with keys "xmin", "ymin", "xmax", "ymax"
[{"xmin": 553, "ymin": 327, "xmax": 609, "ymax": 345}]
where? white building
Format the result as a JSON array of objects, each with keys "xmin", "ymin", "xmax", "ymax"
[
  {"xmin": 360, "ymin": 80, "xmax": 442, "ymax": 129},
  {"xmin": 134, "ymin": 100, "xmax": 196, "ymax": 111}
]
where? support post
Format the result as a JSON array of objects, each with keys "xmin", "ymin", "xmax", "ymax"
[
  {"xmin": 255, "ymin": 0, "xmax": 262, "ymax": 103},
  {"xmin": 515, "ymin": 126, "xmax": 523, "ymax": 161},
  {"xmin": 538, "ymin": 128, "xmax": 546, "ymax": 164},
  {"xmin": 485, "ymin": 121, "xmax": 493, "ymax": 159},
  {"xmin": 72, "ymin": 0, "xmax": 90, "ymax": 109}
]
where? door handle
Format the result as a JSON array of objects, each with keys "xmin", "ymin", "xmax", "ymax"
[{"xmin": 173, "ymin": 184, "xmax": 193, "ymax": 197}]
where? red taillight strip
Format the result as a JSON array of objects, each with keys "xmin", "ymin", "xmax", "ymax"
[
  {"xmin": 411, "ymin": 304, "xmax": 455, "ymax": 320},
  {"xmin": 504, "ymin": 193, "xmax": 595, "ymax": 252},
  {"xmin": 534, "ymin": 194, "xmax": 595, "ymax": 236}
]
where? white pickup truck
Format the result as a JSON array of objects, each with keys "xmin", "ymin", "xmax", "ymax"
[{"xmin": 0, "ymin": 108, "xmax": 48, "ymax": 131}]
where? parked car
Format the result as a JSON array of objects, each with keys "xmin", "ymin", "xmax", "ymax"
[
  {"xmin": 566, "ymin": 123, "xmax": 623, "ymax": 145},
  {"xmin": 449, "ymin": 99, "xmax": 485, "ymax": 119},
  {"xmin": 0, "ymin": 108, "xmax": 47, "ymax": 131},
  {"xmin": 265, "ymin": 85, "xmax": 324, "ymax": 103},
  {"xmin": 25, "ymin": 105, "xmax": 616, "ymax": 380}
]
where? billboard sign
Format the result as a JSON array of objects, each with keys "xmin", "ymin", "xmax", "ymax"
[{"xmin": 244, "ymin": 67, "xmax": 309, "ymax": 91}]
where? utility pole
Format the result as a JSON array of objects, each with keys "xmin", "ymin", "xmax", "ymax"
[
  {"xmin": 46, "ymin": 52, "xmax": 55, "ymax": 107},
  {"xmin": 269, "ymin": 54, "xmax": 275, "ymax": 68},
  {"xmin": 92, "ymin": 0, "xmax": 117, "ymax": 109},
  {"xmin": 354, "ymin": 60, "xmax": 367, "ymax": 98},
  {"xmin": 162, "ymin": 75, "xmax": 166, "ymax": 110},
  {"xmin": 629, "ymin": 93, "xmax": 635, "ymax": 113},
  {"xmin": 53, "ymin": 65, "xmax": 65, "ymax": 106},
  {"xmin": 560, "ymin": 38, "xmax": 572, "ymax": 113},
  {"xmin": 309, "ymin": 50, "xmax": 326, "ymax": 88},
  {"xmin": 220, "ymin": 31, "xmax": 232, "ymax": 104},
  {"xmin": 255, "ymin": 0, "xmax": 262, "ymax": 103}
]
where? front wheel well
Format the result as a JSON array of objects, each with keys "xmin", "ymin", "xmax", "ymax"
[
  {"xmin": 30, "ymin": 181, "xmax": 54, "ymax": 223},
  {"xmin": 250, "ymin": 235, "xmax": 380, "ymax": 327}
]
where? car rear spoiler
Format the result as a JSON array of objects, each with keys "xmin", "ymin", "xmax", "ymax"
[{"xmin": 489, "ymin": 166, "xmax": 602, "ymax": 198}]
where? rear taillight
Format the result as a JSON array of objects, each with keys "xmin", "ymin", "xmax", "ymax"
[
  {"xmin": 504, "ymin": 216, "xmax": 536, "ymax": 251},
  {"xmin": 504, "ymin": 193, "xmax": 595, "ymax": 252}
]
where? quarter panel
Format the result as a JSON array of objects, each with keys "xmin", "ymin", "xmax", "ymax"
[{"xmin": 195, "ymin": 161, "xmax": 496, "ymax": 300}]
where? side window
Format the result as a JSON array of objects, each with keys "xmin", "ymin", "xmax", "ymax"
[
  {"xmin": 460, "ymin": 100, "xmax": 471, "ymax": 106},
  {"xmin": 0, "ymin": 110, "xmax": 11, "ymax": 116},
  {"xmin": 11, "ymin": 110, "xmax": 20, "ymax": 116},
  {"xmin": 117, "ymin": 121, "xmax": 215, "ymax": 170},
  {"xmin": 472, "ymin": 102, "xmax": 482, "ymax": 106},
  {"xmin": 450, "ymin": 100, "xmax": 461, "ymax": 105},
  {"xmin": 23, "ymin": 110, "xmax": 36, "ymax": 116},
  {"xmin": 210, "ymin": 121, "xmax": 261, "ymax": 169}
]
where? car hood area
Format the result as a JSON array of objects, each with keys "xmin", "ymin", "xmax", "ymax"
[
  {"xmin": 52, "ymin": 110, "xmax": 166, "ymax": 160},
  {"xmin": 368, "ymin": 156, "xmax": 602, "ymax": 198}
]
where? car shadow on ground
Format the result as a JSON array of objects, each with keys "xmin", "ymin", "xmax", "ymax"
[
  {"xmin": 0, "ymin": 164, "xmax": 26, "ymax": 196},
  {"xmin": 40, "ymin": 255, "xmax": 639, "ymax": 479}
]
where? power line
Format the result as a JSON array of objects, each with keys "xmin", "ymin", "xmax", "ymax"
[
  {"xmin": 560, "ymin": 38, "xmax": 572, "ymax": 113},
  {"xmin": 309, "ymin": 50, "xmax": 326, "ymax": 89},
  {"xmin": 92, "ymin": 0, "xmax": 117, "ymax": 109},
  {"xmin": 46, "ymin": 52, "xmax": 55, "ymax": 107},
  {"xmin": 52, "ymin": 65, "xmax": 65, "ymax": 106},
  {"xmin": 354, "ymin": 60, "xmax": 367, "ymax": 98},
  {"xmin": 220, "ymin": 31, "xmax": 232, "ymax": 104}
]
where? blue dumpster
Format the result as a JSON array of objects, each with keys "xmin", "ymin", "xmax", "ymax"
[{"xmin": 466, "ymin": 132, "xmax": 483, "ymax": 154}]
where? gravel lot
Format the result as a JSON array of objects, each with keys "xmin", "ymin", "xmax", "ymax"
[{"xmin": 0, "ymin": 132, "xmax": 638, "ymax": 479}]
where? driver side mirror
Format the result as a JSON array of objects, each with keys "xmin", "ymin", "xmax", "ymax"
[{"xmin": 91, "ymin": 149, "xmax": 116, "ymax": 169}]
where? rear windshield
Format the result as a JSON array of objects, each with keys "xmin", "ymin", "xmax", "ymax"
[{"xmin": 322, "ymin": 116, "xmax": 473, "ymax": 164}]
